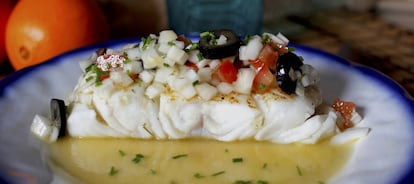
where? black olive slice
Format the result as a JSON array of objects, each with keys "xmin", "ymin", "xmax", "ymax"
[
  {"xmin": 276, "ymin": 52, "xmax": 304, "ymax": 94},
  {"xmin": 50, "ymin": 98, "xmax": 67, "ymax": 138},
  {"xmin": 199, "ymin": 29, "xmax": 240, "ymax": 59}
]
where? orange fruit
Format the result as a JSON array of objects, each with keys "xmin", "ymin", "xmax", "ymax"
[
  {"xmin": 0, "ymin": 0, "xmax": 14, "ymax": 65},
  {"xmin": 5, "ymin": 0, "xmax": 110, "ymax": 70}
]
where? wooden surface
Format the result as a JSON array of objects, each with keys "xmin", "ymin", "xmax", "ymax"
[{"xmin": 285, "ymin": 10, "xmax": 414, "ymax": 97}]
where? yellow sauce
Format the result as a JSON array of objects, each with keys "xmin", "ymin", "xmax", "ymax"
[{"xmin": 47, "ymin": 138, "xmax": 352, "ymax": 184}]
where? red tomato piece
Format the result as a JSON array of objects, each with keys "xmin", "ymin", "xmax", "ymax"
[
  {"xmin": 176, "ymin": 35, "xmax": 191, "ymax": 48},
  {"xmin": 216, "ymin": 60, "xmax": 238, "ymax": 83},
  {"xmin": 185, "ymin": 61, "xmax": 199, "ymax": 72},
  {"xmin": 249, "ymin": 59, "xmax": 265, "ymax": 71},
  {"xmin": 332, "ymin": 99, "xmax": 356, "ymax": 131},
  {"xmin": 99, "ymin": 73, "xmax": 110, "ymax": 81},
  {"xmin": 252, "ymin": 65, "xmax": 275, "ymax": 93},
  {"xmin": 257, "ymin": 44, "xmax": 278, "ymax": 70}
]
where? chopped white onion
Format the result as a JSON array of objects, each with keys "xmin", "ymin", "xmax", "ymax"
[
  {"xmin": 330, "ymin": 127, "xmax": 371, "ymax": 145},
  {"xmin": 195, "ymin": 83, "xmax": 218, "ymax": 100},
  {"xmin": 233, "ymin": 68, "xmax": 255, "ymax": 94}
]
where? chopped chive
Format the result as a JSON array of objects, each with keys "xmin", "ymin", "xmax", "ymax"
[
  {"xmin": 163, "ymin": 63, "xmax": 170, "ymax": 67},
  {"xmin": 192, "ymin": 80, "xmax": 199, "ymax": 86},
  {"xmin": 262, "ymin": 34, "xmax": 270, "ymax": 44},
  {"xmin": 118, "ymin": 150, "xmax": 126, "ymax": 157},
  {"xmin": 194, "ymin": 173, "xmax": 205, "ymax": 179},
  {"xmin": 124, "ymin": 58, "xmax": 132, "ymax": 64},
  {"xmin": 224, "ymin": 149, "xmax": 229, "ymax": 153},
  {"xmin": 150, "ymin": 169, "xmax": 157, "ymax": 175},
  {"xmin": 141, "ymin": 36, "xmax": 153, "ymax": 51},
  {"xmin": 232, "ymin": 157, "xmax": 243, "ymax": 163},
  {"xmin": 172, "ymin": 154, "xmax": 188, "ymax": 159},
  {"xmin": 262, "ymin": 163, "xmax": 267, "ymax": 169},
  {"xmin": 197, "ymin": 52, "xmax": 203, "ymax": 61},
  {"xmin": 317, "ymin": 181, "xmax": 325, "ymax": 184},
  {"xmin": 211, "ymin": 171, "xmax": 225, "ymax": 176},
  {"xmin": 85, "ymin": 64, "xmax": 95, "ymax": 73},
  {"xmin": 234, "ymin": 180, "xmax": 252, "ymax": 184},
  {"xmin": 296, "ymin": 165, "xmax": 303, "ymax": 176},
  {"xmin": 259, "ymin": 83, "xmax": 266, "ymax": 90},
  {"xmin": 85, "ymin": 76, "xmax": 94, "ymax": 82},
  {"xmin": 243, "ymin": 34, "xmax": 251, "ymax": 44},
  {"xmin": 109, "ymin": 166, "xmax": 118, "ymax": 176},
  {"xmin": 170, "ymin": 181, "xmax": 177, "ymax": 184},
  {"xmin": 200, "ymin": 31, "xmax": 211, "ymax": 37},
  {"xmin": 132, "ymin": 154, "xmax": 144, "ymax": 164},
  {"xmin": 168, "ymin": 41, "xmax": 175, "ymax": 46},
  {"xmin": 190, "ymin": 43, "xmax": 198, "ymax": 50},
  {"xmin": 257, "ymin": 180, "xmax": 268, "ymax": 184},
  {"xmin": 288, "ymin": 47, "xmax": 296, "ymax": 52}
]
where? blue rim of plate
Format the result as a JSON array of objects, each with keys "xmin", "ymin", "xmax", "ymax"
[{"xmin": 0, "ymin": 36, "xmax": 413, "ymax": 183}]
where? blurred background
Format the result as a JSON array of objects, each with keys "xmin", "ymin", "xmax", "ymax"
[{"xmin": 1, "ymin": 0, "xmax": 413, "ymax": 96}]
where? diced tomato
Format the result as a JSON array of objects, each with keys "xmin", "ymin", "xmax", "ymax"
[
  {"xmin": 233, "ymin": 58, "xmax": 248, "ymax": 69},
  {"xmin": 252, "ymin": 65, "xmax": 275, "ymax": 93},
  {"xmin": 332, "ymin": 99, "xmax": 356, "ymax": 131},
  {"xmin": 257, "ymin": 44, "xmax": 278, "ymax": 70},
  {"xmin": 129, "ymin": 73, "xmax": 139, "ymax": 80},
  {"xmin": 99, "ymin": 73, "xmax": 110, "ymax": 81},
  {"xmin": 249, "ymin": 58, "xmax": 265, "ymax": 71},
  {"xmin": 176, "ymin": 35, "xmax": 191, "ymax": 48},
  {"xmin": 216, "ymin": 60, "xmax": 238, "ymax": 83},
  {"xmin": 185, "ymin": 61, "xmax": 199, "ymax": 72}
]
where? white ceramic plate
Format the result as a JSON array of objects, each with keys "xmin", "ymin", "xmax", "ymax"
[{"xmin": 0, "ymin": 37, "xmax": 413, "ymax": 184}]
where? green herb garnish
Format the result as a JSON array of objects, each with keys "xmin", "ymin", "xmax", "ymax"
[
  {"xmin": 197, "ymin": 52, "xmax": 203, "ymax": 61},
  {"xmin": 259, "ymin": 83, "xmax": 266, "ymax": 90},
  {"xmin": 257, "ymin": 180, "xmax": 268, "ymax": 184},
  {"xmin": 288, "ymin": 47, "xmax": 296, "ymax": 52},
  {"xmin": 132, "ymin": 154, "xmax": 144, "ymax": 164},
  {"xmin": 317, "ymin": 181, "xmax": 325, "ymax": 184},
  {"xmin": 262, "ymin": 163, "xmax": 267, "ymax": 169},
  {"xmin": 124, "ymin": 58, "xmax": 132, "ymax": 64},
  {"xmin": 190, "ymin": 43, "xmax": 198, "ymax": 50},
  {"xmin": 118, "ymin": 150, "xmax": 126, "ymax": 157},
  {"xmin": 141, "ymin": 36, "xmax": 153, "ymax": 51},
  {"xmin": 85, "ymin": 76, "xmax": 94, "ymax": 82},
  {"xmin": 163, "ymin": 63, "xmax": 170, "ymax": 67},
  {"xmin": 234, "ymin": 180, "xmax": 252, "ymax": 184},
  {"xmin": 200, "ymin": 31, "xmax": 212, "ymax": 38},
  {"xmin": 243, "ymin": 35, "xmax": 251, "ymax": 45},
  {"xmin": 194, "ymin": 173, "xmax": 205, "ymax": 179},
  {"xmin": 192, "ymin": 80, "xmax": 199, "ymax": 86},
  {"xmin": 172, "ymin": 154, "xmax": 188, "ymax": 159},
  {"xmin": 168, "ymin": 41, "xmax": 175, "ymax": 46},
  {"xmin": 200, "ymin": 31, "xmax": 217, "ymax": 45},
  {"xmin": 109, "ymin": 166, "xmax": 119, "ymax": 176},
  {"xmin": 262, "ymin": 34, "xmax": 270, "ymax": 44},
  {"xmin": 232, "ymin": 157, "xmax": 243, "ymax": 163},
  {"xmin": 150, "ymin": 169, "xmax": 157, "ymax": 175},
  {"xmin": 211, "ymin": 171, "xmax": 225, "ymax": 176},
  {"xmin": 296, "ymin": 165, "xmax": 303, "ymax": 176}
]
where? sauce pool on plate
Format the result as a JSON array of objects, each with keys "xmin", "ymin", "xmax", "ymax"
[{"xmin": 46, "ymin": 138, "xmax": 352, "ymax": 184}]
